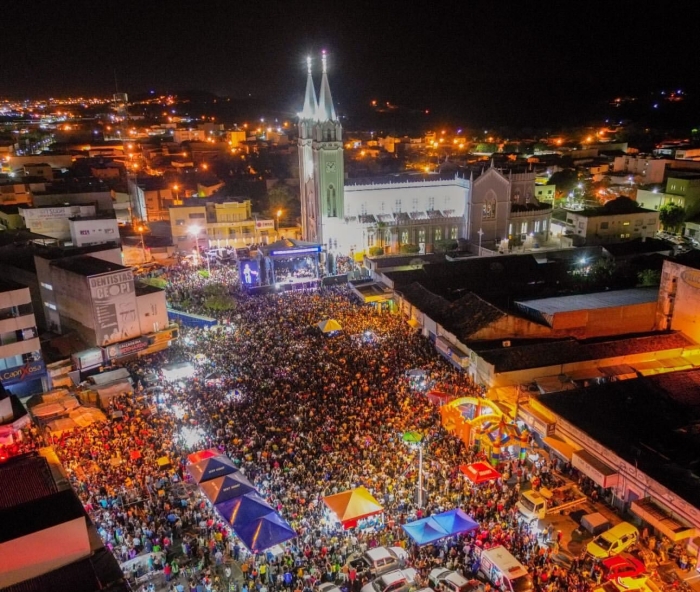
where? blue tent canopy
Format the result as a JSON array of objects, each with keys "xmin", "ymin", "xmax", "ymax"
[
  {"xmin": 402, "ymin": 517, "xmax": 450, "ymax": 546},
  {"xmin": 234, "ymin": 511, "xmax": 297, "ymax": 553},
  {"xmin": 402, "ymin": 509, "xmax": 479, "ymax": 546},
  {"xmin": 200, "ymin": 472, "xmax": 257, "ymax": 504},
  {"xmin": 187, "ymin": 455, "xmax": 238, "ymax": 483},
  {"xmin": 215, "ymin": 492, "xmax": 275, "ymax": 528},
  {"xmin": 432, "ymin": 508, "xmax": 479, "ymax": 536}
]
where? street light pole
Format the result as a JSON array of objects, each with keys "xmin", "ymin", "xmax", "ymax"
[
  {"xmin": 418, "ymin": 442, "xmax": 424, "ymax": 509},
  {"xmin": 478, "ymin": 228, "xmax": 484, "ymax": 256},
  {"xmin": 136, "ymin": 224, "xmax": 147, "ymax": 264}
]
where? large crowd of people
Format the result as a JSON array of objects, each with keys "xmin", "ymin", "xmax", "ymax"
[{"xmin": 5, "ymin": 261, "xmax": 679, "ymax": 592}]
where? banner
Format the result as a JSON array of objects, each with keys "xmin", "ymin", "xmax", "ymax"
[
  {"xmin": 0, "ymin": 360, "xmax": 46, "ymax": 387},
  {"xmin": 89, "ymin": 270, "xmax": 140, "ymax": 346},
  {"xmin": 105, "ymin": 336, "xmax": 150, "ymax": 359}
]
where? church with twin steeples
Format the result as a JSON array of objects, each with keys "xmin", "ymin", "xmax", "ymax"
[{"xmin": 297, "ymin": 54, "xmax": 551, "ymax": 257}]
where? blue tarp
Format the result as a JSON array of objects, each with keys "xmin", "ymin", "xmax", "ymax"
[
  {"xmin": 200, "ymin": 472, "xmax": 257, "ymax": 504},
  {"xmin": 234, "ymin": 511, "xmax": 297, "ymax": 553},
  {"xmin": 215, "ymin": 492, "xmax": 275, "ymax": 528},
  {"xmin": 167, "ymin": 308, "xmax": 217, "ymax": 329},
  {"xmin": 187, "ymin": 455, "xmax": 238, "ymax": 483},
  {"xmin": 402, "ymin": 509, "xmax": 478, "ymax": 546}
]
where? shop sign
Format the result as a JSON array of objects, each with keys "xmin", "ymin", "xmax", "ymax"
[
  {"xmin": 517, "ymin": 407, "xmax": 554, "ymax": 437},
  {"xmin": 73, "ymin": 347, "xmax": 104, "ymax": 370},
  {"xmin": 105, "ymin": 336, "xmax": 150, "ymax": 359},
  {"xmin": 681, "ymin": 270, "xmax": 700, "ymax": 290},
  {"xmin": 0, "ymin": 360, "xmax": 46, "ymax": 386},
  {"xmin": 255, "ymin": 220, "xmax": 275, "ymax": 229}
]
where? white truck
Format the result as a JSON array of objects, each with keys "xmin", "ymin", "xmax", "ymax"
[{"xmin": 516, "ymin": 483, "xmax": 587, "ymax": 521}]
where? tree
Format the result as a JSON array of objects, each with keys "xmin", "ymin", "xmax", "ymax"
[
  {"xmin": 368, "ymin": 246, "xmax": 384, "ymax": 257},
  {"xmin": 659, "ymin": 203, "xmax": 686, "ymax": 232},
  {"xmin": 434, "ymin": 239, "xmax": 458, "ymax": 253},
  {"xmin": 265, "ymin": 182, "xmax": 298, "ymax": 219},
  {"xmin": 637, "ymin": 269, "xmax": 661, "ymax": 287},
  {"xmin": 400, "ymin": 243, "xmax": 420, "ymax": 254},
  {"xmin": 548, "ymin": 169, "xmax": 578, "ymax": 200}
]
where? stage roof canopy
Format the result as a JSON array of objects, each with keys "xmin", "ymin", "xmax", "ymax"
[{"xmin": 259, "ymin": 238, "xmax": 322, "ymax": 258}]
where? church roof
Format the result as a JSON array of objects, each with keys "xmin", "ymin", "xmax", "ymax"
[
  {"xmin": 300, "ymin": 56, "xmax": 319, "ymax": 120},
  {"xmin": 317, "ymin": 51, "xmax": 337, "ymax": 122}
]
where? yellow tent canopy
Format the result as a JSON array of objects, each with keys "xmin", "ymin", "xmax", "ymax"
[
  {"xmin": 317, "ymin": 319, "xmax": 343, "ymax": 333},
  {"xmin": 322, "ymin": 486, "xmax": 383, "ymax": 528}
]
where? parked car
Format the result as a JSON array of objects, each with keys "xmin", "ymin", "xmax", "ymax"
[
  {"xmin": 347, "ymin": 546, "xmax": 409, "ymax": 577},
  {"xmin": 315, "ymin": 583, "xmax": 343, "ymax": 592},
  {"xmin": 360, "ymin": 569, "xmax": 419, "ymax": 592},
  {"xmin": 428, "ymin": 568, "xmax": 484, "ymax": 592},
  {"xmin": 601, "ymin": 554, "xmax": 647, "ymax": 582}
]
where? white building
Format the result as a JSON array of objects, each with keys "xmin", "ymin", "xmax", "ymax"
[
  {"xmin": 68, "ymin": 216, "xmax": 121, "ymax": 247},
  {"xmin": 297, "ymin": 54, "xmax": 552, "ymax": 256},
  {"xmin": 19, "ymin": 204, "xmax": 96, "ymax": 240},
  {"xmin": 0, "ymin": 280, "xmax": 46, "ymax": 396},
  {"xmin": 612, "ymin": 155, "xmax": 669, "ymax": 185}
]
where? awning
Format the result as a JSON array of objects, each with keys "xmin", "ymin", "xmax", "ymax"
[
  {"xmin": 517, "ymin": 404, "xmax": 555, "ymax": 437},
  {"xmin": 543, "ymin": 436, "xmax": 580, "ymax": 462},
  {"xmin": 535, "ymin": 376, "xmax": 576, "ymax": 393},
  {"xmin": 566, "ymin": 368, "xmax": 604, "ymax": 381},
  {"xmin": 572, "ymin": 449, "xmax": 618, "ymax": 488},
  {"xmin": 597, "ymin": 364, "xmax": 637, "ymax": 380},
  {"xmin": 631, "ymin": 499, "xmax": 696, "ymax": 542}
]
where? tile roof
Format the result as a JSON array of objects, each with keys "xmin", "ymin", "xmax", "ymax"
[
  {"xmin": 398, "ymin": 282, "xmax": 506, "ymax": 341},
  {"xmin": 0, "ymin": 453, "xmax": 57, "ymax": 510},
  {"xmin": 478, "ymin": 331, "xmax": 694, "ymax": 373}
]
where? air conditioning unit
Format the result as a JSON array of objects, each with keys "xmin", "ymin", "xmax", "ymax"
[{"xmin": 502, "ymin": 340, "xmax": 511, "ymax": 347}]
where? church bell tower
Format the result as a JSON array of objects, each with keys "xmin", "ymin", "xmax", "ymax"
[{"xmin": 298, "ymin": 52, "xmax": 344, "ymax": 245}]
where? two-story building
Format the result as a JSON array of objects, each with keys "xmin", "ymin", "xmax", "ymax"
[{"xmin": 562, "ymin": 197, "xmax": 659, "ymax": 245}]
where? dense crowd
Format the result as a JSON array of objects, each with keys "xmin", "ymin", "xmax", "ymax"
[{"xmin": 7, "ymin": 262, "xmax": 661, "ymax": 592}]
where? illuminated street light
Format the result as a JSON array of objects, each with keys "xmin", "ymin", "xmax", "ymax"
[{"xmin": 135, "ymin": 223, "xmax": 148, "ymax": 264}]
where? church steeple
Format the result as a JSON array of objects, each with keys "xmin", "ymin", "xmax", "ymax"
[
  {"xmin": 300, "ymin": 56, "xmax": 318, "ymax": 120},
  {"xmin": 317, "ymin": 51, "xmax": 337, "ymax": 122}
]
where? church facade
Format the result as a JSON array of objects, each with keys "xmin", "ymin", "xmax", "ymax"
[{"xmin": 298, "ymin": 55, "xmax": 552, "ymax": 256}]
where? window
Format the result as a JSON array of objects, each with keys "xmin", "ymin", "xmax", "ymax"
[
  {"xmin": 394, "ymin": 199, "xmax": 402, "ymax": 213},
  {"xmin": 600, "ymin": 222, "xmax": 609, "ymax": 230},
  {"xmin": 418, "ymin": 229, "xmax": 426, "ymax": 243},
  {"xmin": 450, "ymin": 227, "xmax": 458, "ymax": 239},
  {"xmin": 542, "ymin": 220, "xmax": 547, "ymax": 231},
  {"xmin": 635, "ymin": 219, "xmax": 643, "ymax": 226},
  {"xmin": 412, "ymin": 198, "xmax": 418, "ymax": 211},
  {"xmin": 521, "ymin": 222, "xmax": 528, "ymax": 234},
  {"xmin": 623, "ymin": 221, "xmax": 630, "ymax": 226},
  {"xmin": 40, "ymin": 282, "xmax": 53, "ymax": 291},
  {"xmin": 435, "ymin": 228, "xmax": 442, "ymax": 241},
  {"xmin": 508, "ymin": 223, "xmax": 513, "ymax": 237},
  {"xmin": 176, "ymin": 219, "xmax": 185, "ymax": 226},
  {"xmin": 428, "ymin": 197, "xmax": 435, "ymax": 211},
  {"xmin": 534, "ymin": 220, "xmax": 541, "ymax": 233},
  {"xmin": 360, "ymin": 203, "xmax": 367, "ymax": 216},
  {"xmin": 401, "ymin": 230, "xmax": 408, "ymax": 244},
  {"xmin": 189, "ymin": 213, "xmax": 205, "ymax": 219}
]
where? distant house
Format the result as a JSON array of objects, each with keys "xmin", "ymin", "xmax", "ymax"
[{"xmin": 562, "ymin": 197, "xmax": 659, "ymax": 245}]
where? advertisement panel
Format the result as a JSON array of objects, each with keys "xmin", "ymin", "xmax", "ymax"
[
  {"xmin": 89, "ymin": 270, "xmax": 140, "ymax": 346},
  {"xmin": 0, "ymin": 360, "xmax": 46, "ymax": 387},
  {"xmin": 105, "ymin": 336, "xmax": 150, "ymax": 359}
]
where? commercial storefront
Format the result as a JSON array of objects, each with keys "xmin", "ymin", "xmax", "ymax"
[
  {"xmin": 435, "ymin": 336, "xmax": 470, "ymax": 370},
  {"xmin": 572, "ymin": 449, "xmax": 619, "ymax": 489},
  {"xmin": 630, "ymin": 498, "xmax": 696, "ymax": 543},
  {"xmin": 517, "ymin": 404, "xmax": 555, "ymax": 438}
]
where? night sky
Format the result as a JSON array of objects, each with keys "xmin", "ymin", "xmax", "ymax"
[{"xmin": 4, "ymin": 0, "xmax": 700, "ymax": 127}]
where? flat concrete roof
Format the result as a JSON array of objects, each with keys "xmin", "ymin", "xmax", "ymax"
[
  {"xmin": 516, "ymin": 288, "xmax": 658, "ymax": 315},
  {"xmin": 51, "ymin": 255, "xmax": 128, "ymax": 277}
]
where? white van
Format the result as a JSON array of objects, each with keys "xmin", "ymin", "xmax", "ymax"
[{"xmin": 478, "ymin": 546, "xmax": 533, "ymax": 592}]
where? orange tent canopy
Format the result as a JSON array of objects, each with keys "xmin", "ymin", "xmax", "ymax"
[{"xmin": 322, "ymin": 486, "xmax": 383, "ymax": 528}]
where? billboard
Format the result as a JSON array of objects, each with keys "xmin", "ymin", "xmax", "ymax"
[
  {"xmin": 0, "ymin": 360, "xmax": 46, "ymax": 387},
  {"xmin": 239, "ymin": 259, "xmax": 260, "ymax": 286},
  {"xmin": 89, "ymin": 270, "xmax": 140, "ymax": 346}
]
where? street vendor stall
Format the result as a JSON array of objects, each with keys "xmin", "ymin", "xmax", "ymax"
[{"xmin": 322, "ymin": 486, "xmax": 384, "ymax": 529}]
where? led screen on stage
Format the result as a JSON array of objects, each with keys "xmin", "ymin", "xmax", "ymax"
[{"xmin": 239, "ymin": 259, "xmax": 260, "ymax": 286}]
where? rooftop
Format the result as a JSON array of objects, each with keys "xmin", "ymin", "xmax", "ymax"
[
  {"xmin": 0, "ymin": 278, "xmax": 29, "ymax": 294},
  {"xmin": 477, "ymin": 331, "xmax": 694, "ymax": 373},
  {"xmin": 539, "ymin": 368, "xmax": 700, "ymax": 509},
  {"xmin": 515, "ymin": 287, "xmax": 658, "ymax": 317},
  {"xmin": 0, "ymin": 453, "xmax": 57, "ymax": 510},
  {"xmin": 51, "ymin": 255, "xmax": 128, "ymax": 277}
]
